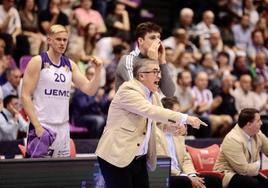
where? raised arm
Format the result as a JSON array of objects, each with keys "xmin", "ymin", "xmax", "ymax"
[{"xmin": 71, "ymin": 56, "xmax": 102, "ymax": 95}]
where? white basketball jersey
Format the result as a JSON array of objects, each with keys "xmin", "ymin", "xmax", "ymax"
[{"xmin": 33, "ymin": 52, "xmax": 72, "ymax": 125}]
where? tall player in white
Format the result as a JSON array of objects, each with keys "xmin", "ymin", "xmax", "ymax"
[{"xmin": 22, "ymin": 25, "xmax": 103, "ymax": 157}]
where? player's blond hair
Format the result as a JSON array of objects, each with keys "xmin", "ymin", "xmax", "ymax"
[{"xmin": 48, "ymin": 24, "xmax": 68, "ymax": 36}]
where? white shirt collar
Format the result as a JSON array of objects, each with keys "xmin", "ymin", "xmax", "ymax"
[{"xmin": 242, "ymin": 129, "xmax": 252, "ymax": 141}]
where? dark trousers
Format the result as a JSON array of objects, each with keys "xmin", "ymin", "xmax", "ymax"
[
  {"xmin": 98, "ymin": 156, "xmax": 149, "ymax": 188},
  {"xmin": 229, "ymin": 174, "xmax": 268, "ymax": 188},
  {"xmin": 170, "ymin": 174, "xmax": 222, "ymax": 188}
]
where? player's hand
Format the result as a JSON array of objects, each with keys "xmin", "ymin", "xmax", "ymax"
[
  {"xmin": 189, "ymin": 176, "xmax": 206, "ymax": 188},
  {"xmin": 186, "ymin": 116, "xmax": 208, "ymax": 129},
  {"xmin": 35, "ymin": 125, "xmax": 44, "ymax": 138},
  {"xmin": 88, "ymin": 56, "xmax": 103, "ymax": 71}
]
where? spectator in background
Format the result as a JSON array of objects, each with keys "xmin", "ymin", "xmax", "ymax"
[
  {"xmin": 175, "ymin": 8, "xmax": 196, "ymax": 40},
  {"xmin": 0, "ymin": 0, "xmax": 21, "ymax": 44},
  {"xmin": 164, "ymin": 47, "xmax": 177, "ymax": 80},
  {"xmin": 250, "ymin": 51, "xmax": 268, "ymax": 86},
  {"xmin": 0, "ymin": 95, "xmax": 28, "ymax": 141},
  {"xmin": 67, "ymin": 22, "xmax": 100, "ymax": 72},
  {"xmin": 216, "ymin": 52, "xmax": 232, "ymax": 78},
  {"xmin": 105, "ymin": 2, "xmax": 130, "ymax": 37},
  {"xmin": 163, "ymin": 28, "xmax": 201, "ymax": 63},
  {"xmin": 232, "ymin": 74, "xmax": 258, "ymax": 113},
  {"xmin": 72, "ymin": 66, "xmax": 112, "ymax": 138},
  {"xmin": 0, "ymin": 38, "xmax": 16, "ymax": 85},
  {"xmin": 2, "ymin": 68, "xmax": 22, "ymax": 99},
  {"xmin": 59, "ymin": 0, "xmax": 74, "ymax": 16},
  {"xmin": 95, "ymin": 32, "xmax": 128, "ymax": 66},
  {"xmin": 218, "ymin": 15, "xmax": 235, "ymax": 48},
  {"xmin": 195, "ymin": 53, "xmax": 218, "ymax": 84},
  {"xmin": 116, "ymin": 0, "xmax": 141, "ymax": 32},
  {"xmin": 252, "ymin": 77, "xmax": 268, "ymax": 115},
  {"xmin": 73, "ymin": 0, "xmax": 106, "ymax": 35},
  {"xmin": 2, "ymin": 0, "xmax": 32, "ymax": 64},
  {"xmin": 69, "ymin": 22, "xmax": 99, "ymax": 64},
  {"xmin": 254, "ymin": 18, "xmax": 268, "ymax": 40},
  {"xmin": 232, "ymin": 14, "xmax": 252, "ymax": 50},
  {"xmin": 169, "ymin": 51, "xmax": 195, "ymax": 83},
  {"xmin": 210, "ymin": 51, "xmax": 233, "ymax": 95},
  {"xmin": 19, "ymin": 0, "xmax": 47, "ymax": 55},
  {"xmin": 243, "ymin": 0, "xmax": 259, "ymax": 27},
  {"xmin": 231, "ymin": 52, "xmax": 251, "ymax": 80},
  {"xmin": 95, "ymin": 32, "xmax": 129, "ymax": 86},
  {"xmin": 174, "ymin": 70, "xmax": 194, "ymax": 114},
  {"xmin": 214, "ymin": 75, "xmax": 236, "ymax": 117},
  {"xmin": 228, "ymin": 0, "xmax": 243, "ymax": 19},
  {"xmin": 196, "ymin": 10, "xmax": 220, "ymax": 50},
  {"xmin": 192, "ymin": 71, "xmax": 233, "ymax": 137},
  {"xmin": 258, "ymin": 0, "xmax": 268, "ymax": 27},
  {"xmin": 39, "ymin": 0, "xmax": 69, "ymax": 34},
  {"xmin": 0, "ymin": 0, "xmax": 30, "ymax": 63},
  {"xmin": 200, "ymin": 30, "xmax": 223, "ymax": 60},
  {"xmin": 82, "ymin": 23, "xmax": 99, "ymax": 57},
  {"xmin": 216, "ymin": 0, "xmax": 240, "ymax": 23},
  {"xmin": 247, "ymin": 29, "xmax": 268, "ymax": 62},
  {"xmin": 214, "ymin": 108, "xmax": 268, "ymax": 188},
  {"xmin": 106, "ymin": 44, "xmax": 128, "ymax": 84},
  {"xmin": 252, "ymin": 77, "xmax": 268, "ymax": 137},
  {"xmin": 190, "ymin": 71, "xmax": 212, "ymax": 138},
  {"xmin": 115, "ymin": 22, "xmax": 175, "ymax": 97},
  {"xmin": 212, "ymin": 74, "xmax": 237, "ymax": 136}
]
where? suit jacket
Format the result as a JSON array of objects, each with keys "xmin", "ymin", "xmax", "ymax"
[
  {"xmin": 95, "ymin": 79, "xmax": 186, "ymax": 170},
  {"xmin": 214, "ymin": 124, "xmax": 268, "ymax": 188},
  {"xmin": 155, "ymin": 125, "xmax": 196, "ymax": 176}
]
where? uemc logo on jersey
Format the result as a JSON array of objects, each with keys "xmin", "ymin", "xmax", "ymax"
[{"xmin": 44, "ymin": 88, "xmax": 70, "ymax": 97}]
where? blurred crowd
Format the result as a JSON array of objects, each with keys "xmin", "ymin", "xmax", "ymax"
[{"xmin": 1, "ymin": 0, "xmax": 268, "ymax": 140}]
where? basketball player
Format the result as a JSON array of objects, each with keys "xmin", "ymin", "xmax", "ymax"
[{"xmin": 21, "ymin": 24, "xmax": 102, "ymax": 157}]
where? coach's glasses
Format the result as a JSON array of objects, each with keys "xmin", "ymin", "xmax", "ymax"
[{"xmin": 140, "ymin": 69, "xmax": 161, "ymax": 76}]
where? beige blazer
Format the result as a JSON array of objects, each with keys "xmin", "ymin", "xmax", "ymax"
[
  {"xmin": 214, "ymin": 125, "xmax": 268, "ymax": 188},
  {"xmin": 95, "ymin": 79, "xmax": 186, "ymax": 170},
  {"xmin": 155, "ymin": 125, "xmax": 196, "ymax": 176}
]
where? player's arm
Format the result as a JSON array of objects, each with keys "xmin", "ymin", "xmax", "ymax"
[
  {"xmin": 71, "ymin": 56, "xmax": 102, "ymax": 96},
  {"xmin": 21, "ymin": 56, "xmax": 43, "ymax": 137}
]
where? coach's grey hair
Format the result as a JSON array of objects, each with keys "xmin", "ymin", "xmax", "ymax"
[{"xmin": 133, "ymin": 58, "xmax": 158, "ymax": 79}]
